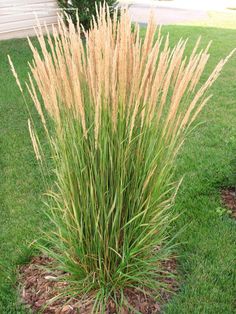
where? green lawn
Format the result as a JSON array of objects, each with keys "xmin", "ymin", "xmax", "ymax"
[
  {"xmin": 182, "ymin": 10, "xmax": 236, "ymax": 30},
  {"xmin": 0, "ymin": 26, "xmax": 236, "ymax": 313}
]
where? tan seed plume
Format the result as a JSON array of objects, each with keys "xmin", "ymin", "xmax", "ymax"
[{"xmin": 10, "ymin": 4, "xmax": 235, "ymax": 154}]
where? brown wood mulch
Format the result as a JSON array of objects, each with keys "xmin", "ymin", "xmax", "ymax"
[
  {"xmin": 19, "ymin": 255, "xmax": 178, "ymax": 314},
  {"xmin": 221, "ymin": 187, "xmax": 236, "ymax": 219}
]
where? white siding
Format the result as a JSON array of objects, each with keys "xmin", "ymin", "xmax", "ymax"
[{"xmin": 0, "ymin": 0, "xmax": 59, "ymax": 40}]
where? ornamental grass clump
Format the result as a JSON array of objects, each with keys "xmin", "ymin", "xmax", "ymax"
[{"xmin": 10, "ymin": 4, "xmax": 234, "ymax": 312}]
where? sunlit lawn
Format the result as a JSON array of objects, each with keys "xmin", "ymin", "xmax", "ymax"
[{"xmin": 183, "ymin": 10, "xmax": 236, "ymax": 29}]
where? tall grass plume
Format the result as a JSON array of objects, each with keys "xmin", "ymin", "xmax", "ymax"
[{"xmin": 10, "ymin": 4, "xmax": 234, "ymax": 312}]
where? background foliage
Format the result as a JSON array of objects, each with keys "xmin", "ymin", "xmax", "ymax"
[{"xmin": 57, "ymin": 0, "xmax": 118, "ymax": 29}]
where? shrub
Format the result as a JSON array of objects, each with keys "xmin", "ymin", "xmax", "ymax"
[
  {"xmin": 9, "ymin": 4, "xmax": 234, "ymax": 312},
  {"xmin": 57, "ymin": 0, "xmax": 118, "ymax": 30}
]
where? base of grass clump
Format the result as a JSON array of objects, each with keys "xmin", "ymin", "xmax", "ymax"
[
  {"xmin": 19, "ymin": 256, "xmax": 178, "ymax": 313},
  {"xmin": 221, "ymin": 187, "xmax": 236, "ymax": 219}
]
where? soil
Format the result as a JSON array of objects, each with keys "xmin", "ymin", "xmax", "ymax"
[
  {"xmin": 221, "ymin": 187, "xmax": 236, "ymax": 219},
  {"xmin": 19, "ymin": 256, "xmax": 178, "ymax": 313}
]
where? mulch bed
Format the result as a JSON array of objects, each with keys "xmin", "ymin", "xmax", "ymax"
[
  {"xmin": 19, "ymin": 256, "xmax": 178, "ymax": 313},
  {"xmin": 221, "ymin": 187, "xmax": 236, "ymax": 219}
]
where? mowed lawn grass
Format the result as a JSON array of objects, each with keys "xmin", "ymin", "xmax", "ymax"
[{"xmin": 0, "ymin": 26, "xmax": 236, "ymax": 313}]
